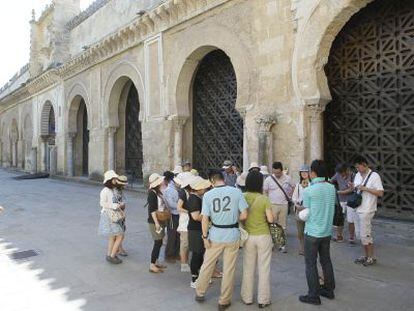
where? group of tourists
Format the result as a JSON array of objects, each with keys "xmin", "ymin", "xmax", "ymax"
[{"xmin": 98, "ymin": 155, "xmax": 384, "ymax": 309}]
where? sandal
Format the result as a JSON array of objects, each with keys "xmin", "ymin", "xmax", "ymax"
[
  {"xmin": 118, "ymin": 251, "xmax": 128, "ymax": 257},
  {"xmin": 155, "ymin": 263, "xmax": 167, "ymax": 269},
  {"xmin": 149, "ymin": 268, "xmax": 163, "ymax": 273},
  {"xmin": 212, "ymin": 271, "xmax": 223, "ymax": 278}
]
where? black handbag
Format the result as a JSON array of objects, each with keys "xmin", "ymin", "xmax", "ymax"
[
  {"xmin": 347, "ymin": 172, "xmax": 373, "ymax": 209},
  {"xmin": 270, "ymin": 176, "xmax": 293, "ymax": 214},
  {"xmin": 333, "ymin": 193, "xmax": 344, "ymax": 227}
]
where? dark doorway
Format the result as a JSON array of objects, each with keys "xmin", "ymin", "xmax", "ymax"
[
  {"xmin": 324, "ymin": 0, "xmax": 414, "ymax": 220},
  {"xmin": 192, "ymin": 50, "xmax": 243, "ymax": 176},
  {"xmin": 125, "ymin": 84, "xmax": 143, "ymax": 179}
]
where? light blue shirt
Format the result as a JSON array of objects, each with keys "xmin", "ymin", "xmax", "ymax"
[
  {"xmin": 163, "ymin": 181, "xmax": 179, "ymax": 215},
  {"xmin": 303, "ymin": 177, "xmax": 336, "ymax": 238},
  {"xmin": 202, "ymin": 185, "xmax": 248, "ymax": 243}
]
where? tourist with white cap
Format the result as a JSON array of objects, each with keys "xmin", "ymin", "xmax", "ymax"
[
  {"xmin": 175, "ymin": 172, "xmax": 195, "ymax": 272},
  {"xmin": 248, "ymin": 162, "xmax": 260, "ymax": 172},
  {"xmin": 173, "ymin": 165, "xmax": 183, "ymax": 175},
  {"xmin": 236, "ymin": 172, "xmax": 248, "ymax": 192},
  {"xmin": 292, "ymin": 164, "xmax": 310, "ymax": 255},
  {"xmin": 187, "ymin": 176, "xmax": 212, "ymax": 288},
  {"xmin": 98, "ymin": 170, "xmax": 125, "ymax": 264},
  {"xmin": 147, "ymin": 173, "xmax": 169, "ymax": 273},
  {"xmin": 260, "ymin": 165, "xmax": 270, "ymax": 179},
  {"xmin": 222, "ymin": 160, "xmax": 237, "ymax": 187}
]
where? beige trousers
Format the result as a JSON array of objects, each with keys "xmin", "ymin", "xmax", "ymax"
[
  {"xmin": 196, "ymin": 240, "xmax": 240, "ymax": 305},
  {"xmin": 241, "ymin": 235, "xmax": 273, "ymax": 305},
  {"xmin": 271, "ymin": 204, "xmax": 288, "ymax": 230}
]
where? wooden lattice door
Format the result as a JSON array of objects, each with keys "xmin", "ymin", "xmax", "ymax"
[{"xmin": 324, "ymin": 0, "xmax": 414, "ymax": 220}]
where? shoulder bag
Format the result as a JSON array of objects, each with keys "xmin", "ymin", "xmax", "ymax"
[
  {"xmin": 270, "ymin": 175, "xmax": 293, "ymax": 214},
  {"xmin": 347, "ymin": 172, "xmax": 373, "ymax": 209},
  {"xmin": 152, "ymin": 191, "xmax": 172, "ymax": 223}
]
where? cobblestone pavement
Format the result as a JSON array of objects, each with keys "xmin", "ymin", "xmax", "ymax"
[{"xmin": 0, "ymin": 170, "xmax": 413, "ymax": 311}]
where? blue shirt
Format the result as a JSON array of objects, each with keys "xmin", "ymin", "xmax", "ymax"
[
  {"xmin": 202, "ymin": 185, "xmax": 248, "ymax": 243},
  {"xmin": 163, "ymin": 181, "xmax": 179, "ymax": 215},
  {"xmin": 303, "ymin": 177, "xmax": 336, "ymax": 238}
]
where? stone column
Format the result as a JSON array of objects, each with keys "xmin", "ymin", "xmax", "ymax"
[
  {"xmin": 0, "ymin": 141, "xmax": 3, "ymax": 167},
  {"xmin": 17, "ymin": 140, "xmax": 24, "ymax": 168},
  {"xmin": 66, "ymin": 132, "xmax": 76, "ymax": 177},
  {"xmin": 107, "ymin": 127, "xmax": 117, "ymax": 171},
  {"xmin": 256, "ymin": 115, "xmax": 277, "ymax": 167},
  {"xmin": 239, "ymin": 109, "xmax": 249, "ymax": 172},
  {"xmin": 172, "ymin": 116, "xmax": 187, "ymax": 166},
  {"xmin": 49, "ymin": 146, "xmax": 57, "ymax": 175},
  {"xmin": 307, "ymin": 103, "xmax": 325, "ymax": 161},
  {"xmin": 31, "ymin": 147, "xmax": 37, "ymax": 173},
  {"xmin": 41, "ymin": 136, "xmax": 49, "ymax": 172},
  {"xmin": 12, "ymin": 141, "xmax": 18, "ymax": 167}
]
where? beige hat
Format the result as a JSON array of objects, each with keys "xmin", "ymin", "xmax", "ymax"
[
  {"xmin": 260, "ymin": 165, "xmax": 270, "ymax": 175},
  {"xmin": 103, "ymin": 170, "xmax": 119, "ymax": 184},
  {"xmin": 174, "ymin": 172, "xmax": 194, "ymax": 188},
  {"xmin": 189, "ymin": 176, "xmax": 212, "ymax": 191},
  {"xmin": 117, "ymin": 175, "xmax": 128, "ymax": 186},
  {"xmin": 149, "ymin": 173, "xmax": 165, "ymax": 189},
  {"xmin": 172, "ymin": 165, "xmax": 183, "ymax": 175},
  {"xmin": 236, "ymin": 172, "xmax": 248, "ymax": 187},
  {"xmin": 248, "ymin": 162, "xmax": 260, "ymax": 171}
]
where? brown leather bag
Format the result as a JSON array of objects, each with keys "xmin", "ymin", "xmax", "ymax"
[{"xmin": 153, "ymin": 191, "xmax": 171, "ymax": 223}]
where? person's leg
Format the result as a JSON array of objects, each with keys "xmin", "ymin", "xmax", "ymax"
[
  {"xmin": 356, "ymin": 212, "xmax": 374, "ymax": 263},
  {"xmin": 196, "ymin": 243, "xmax": 224, "ymax": 297},
  {"xmin": 256, "ymin": 235, "xmax": 273, "ymax": 305},
  {"xmin": 304, "ymin": 235, "xmax": 320, "ymax": 298},
  {"xmin": 296, "ymin": 220, "xmax": 305, "ymax": 255},
  {"xmin": 271, "ymin": 204, "xmax": 280, "ymax": 224},
  {"xmin": 362, "ymin": 212, "xmax": 376, "ymax": 265},
  {"xmin": 241, "ymin": 237, "xmax": 257, "ymax": 304},
  {"xmin": 111, "ymin": 235, "xmax": 123, "ymax": 257},
  {"xmin": 150, "ymin": 239, "xmax": 163, "ymax": 270},
  {"xmin": 219, "ymin": 241, "xmax": 240, "ymax": 306},
  {"xmin": 180, "ymin": 231, "xmax": 189, "ymax": 264},
  {"xmin": 191, "ymin": 251, "xmax": 205, "ymax": 283},
  {"xmin": 165, "ymin": 220, "xmax": 174, "ymax": 260},
  {"xmin": 278, "ymin": 204, "xmax": 288, "ymax": 230},
  {"xmin": 318, "ymin": 236, "xmax": 335, "ymax": 293},
  {"xmin": 346, "ymin": 206, "xmax": 356, "ymax": 242},
  {"xmin": 117, "ymin": 235, "xmax": 125, "ymax": 254},
  {"xmin": 107, "ymin": 236, "xmax": 115, "ymax": 256}
]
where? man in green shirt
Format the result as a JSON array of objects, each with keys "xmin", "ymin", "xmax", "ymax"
[{"xmin": 299, "ymin": 160, "xmax": 336, "ymax": 305}]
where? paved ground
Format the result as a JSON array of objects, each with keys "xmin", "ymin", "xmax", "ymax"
[{"xmin": 0, "ymin": 169, "xmax": 413, "ymax": 311}]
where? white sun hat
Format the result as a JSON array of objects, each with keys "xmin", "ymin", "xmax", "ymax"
[
  {"xmin": 248, "ymin": 162, "xmax": 260, "ymax": 171},
  {"xmin": 189, "ymin": 176, "xmax": 212, "ymax": 191},
  {"xmin": 260, "ymin": 165, "xmax": 270, "ymax": 175},
  {"xmin": 103, "ymin": 170, "xmax": 119, "ymax": 184},
  {"xmin": 172, "ymin": 165, "xmax": 183, "ymax": 175},
  {"xmin": 236, "ymin": 172, "xmax": 248, "ymax": 187},
  {"xmin": 176, "ymin": 172, "xmax": 196, "ymax": 188},
  {"xmin": 149, "ymin": 173, "xmax": 165, "ymax": 189}
]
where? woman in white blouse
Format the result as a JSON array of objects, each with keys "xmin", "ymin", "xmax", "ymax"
[
  {"xmin": 98, "ymin": 170, "xmax": 125, "ymax": 264},
  {"xmin": 291, "ymin": 165, "xmax": 310, "ymax": 255}
]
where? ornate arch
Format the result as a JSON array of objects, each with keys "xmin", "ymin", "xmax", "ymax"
[
  {"xmin": 40, "ymin": 100, "xmax": 56, "ymax": 136},
  {"xmin": 172, "ymin": 24, "xmax": 254, "ymax": 117},
  {"xmin": 66, "ymin": 82, "xmax": 91, "ymax": 133},
  {"xmin": 103, "ymin": 61, "xmax": 145, "ymax": 127},
  {"xmin": 292, "ymin": 0, "xmax": 374, "ymax": 105}
]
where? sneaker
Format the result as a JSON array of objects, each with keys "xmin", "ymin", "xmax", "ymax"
[
  {"xmin": 190, "ymin": 281, "xmax": 197, "ymax": 289},
  {"xmin": 354, "ymin": 256, "xmax": 367, "ymax": 264},
  {"xmin": 279, "ymin": 246, "xmax": 287, "ymax": 253},
  {"xmin": 258, "ymin": 302, "xmax": 272, "ymax": 308},
  {"xmin": 106, "ymin": 256, "xmax": 122, "ymax": 264},
  {"xmin": 319, "ymin": 288, "xmax": 335, "ymax": 300},
  {"xmin": 362, "ymin": 257, "xmax": 377, "ymax": 267},
  {"xmin": 218, "ymin": 303, "xmax": 231, "ymax": 311},
  {"xmin": 298, "ymin": 295, "xmax": 321, "ymax": 305},
  {"xmin": 181, "ymin": 263, "xmax": 191, "ymax": 272}
]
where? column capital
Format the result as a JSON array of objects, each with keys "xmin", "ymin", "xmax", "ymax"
[
  {"xmin": 304, "ymin": 97, "xmax": 329, "ymax": 122},
  {"xmin": 106, "ymin": 126, "xmax": 118, "ymax": 135},
  {"xmin": 256, "ymin": 114, "xmax": 278, "ymax": 132},
  {"xmin": 170, "ymin": 115, "xmax": 188, "ymax": 131}
]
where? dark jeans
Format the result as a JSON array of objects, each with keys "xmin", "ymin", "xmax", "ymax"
[
  {"xmin": 151, "ymin": 239, "xmax": 163, "ymax": 264},
  {"xmin": 190, "ymin": 250, "xmax": 205, "ymax": 279},
  {"xmin": 304, "ymin": 235, "xmax": 335, "ymax": 298},
  {"xmin": 165, "ymin": 214, "xmax": 180, "ymax": 258}
]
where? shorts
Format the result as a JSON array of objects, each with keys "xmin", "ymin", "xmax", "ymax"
[
  {"xmin": 180, "ymin": 231, "xmax": 189, "ymax": 254},
  {"xmin": 357, "ymin": 211, "xmax": 375, "ymax": 245},
  {"xmin": 271, "ymin": 204, "xmax": 288, "ymax": 230},
  {"xmin": 148, "ymin": 223, "xmax": 166, "ymax": 241},
  {"xmin": 346, "ymin": 205, "xmax": 358, "ymax": 224}
]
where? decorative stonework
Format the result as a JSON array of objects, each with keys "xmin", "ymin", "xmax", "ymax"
[
  {"xmin": 256, "ymin": 114, "xmax": 278, "ymax": 132},
  {"xmin": 65, "ymin": 0, "xmax": 112, "ymax": 31}
]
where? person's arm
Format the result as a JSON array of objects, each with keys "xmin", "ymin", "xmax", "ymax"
[
  {"xmin": 263, "ymin": 178, "xmax": 270, "ymax": 196},
  {"xmin": 239, "ymin": 209, "xmax": 248, "ymax": 221},
  {"xmin": 238, "ymin": 192, "xmax": 249, "ymax": 221},
  {"xmin": 148, "ymin": 192, "xmax": 161, "ymax": 230},
  {"xmin": 190, "ymin": 211, "xmax": 202, "ymax": 221},
  {"xmin": 292, "ymin": 184, "xmax": 299, "ymax": 204},
  {"xmin": 337, "ymin": 187, "xmax": 353, "ymax": 195},
  {"xmin": 202, "ymin": 215, "xmax": 211, "ymax": 249},
  {"xmin": 358, "ymin": 173, "xmax": 384, "ymax": 197},
  {"xmin": 177, "ymin": 199, "xmax": 186, "ymax": 213},
  {"xmin": 265, "ymin": 208, "xmax": 274, "ymax": 223}
]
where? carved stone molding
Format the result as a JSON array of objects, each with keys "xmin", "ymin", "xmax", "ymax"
[
  {"xmin": 255, "ymin": 114, "xmax": 278, "ymax": 132},
  {"xmin": 170, "ymin": 115, "xmax": 188, "ymax": 131}
]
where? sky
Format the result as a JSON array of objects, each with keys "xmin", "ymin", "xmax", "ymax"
[{"xmin": 0, "ymin": 0, "xmax": 94, "ymax": 88}]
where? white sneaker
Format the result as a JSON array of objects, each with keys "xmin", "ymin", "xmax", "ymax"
[
  {"xmin": 181, "ymin": 263, "xmax": 191, "ymax": 272},
  {"xmin": 279, "ymin": 246, "xmax": 287, "ymax": 253},
  {"xmin": 190, "ymin": 281, "xmax": 197, "ymax": 289}
]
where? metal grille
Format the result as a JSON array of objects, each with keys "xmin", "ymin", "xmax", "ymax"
[
  {"xmin": 324, "ymin": 0, "xmax": 414, "ymax": 220},
  {"xmin": 193, "ymin": 50, "xmax": 243, "ymax": 176},
  {"xmin": 125, "ymin": 84, "xmax": 143, "ymax": 179},
  {"xmin": 81, "ymin": 100, "xmax": 89, "ymax": 176}
]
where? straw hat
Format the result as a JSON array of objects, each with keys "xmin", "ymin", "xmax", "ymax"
[
  {"xmin": 175, "ymin": 172, "xmax": 195, "ymax": 188},
  {"xmin": 260, "ymin": 165, "xmax": 270, "ymax": 175},
  {"xmin": 149, "ymin": 173, "xmax": 165, "ymax": 189},
  {"xmin": 117, "ymin": 175, "xmax": 128, "ymax": 186},
  {"xmin": 236, "ymin": 172, "xmax": 248, "ymax": 187},
  {"xmin": 189, "ymin": 176, "xmax": 211, "ymax": 191},
  {"xmin": 103, "ymin": 170, "xmax": 119, "ymax": 184},
  {"xmin": 172, "ymin": 165, "xmax": 183, "ymax": 175},
  {"xmin": 248, "ymin": 162, "xmax": 260, "ymax": 172}
]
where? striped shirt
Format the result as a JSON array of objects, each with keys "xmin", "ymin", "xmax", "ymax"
[{"xmin": 303, "ymin": 177, "xmax": 336, "ymax": 238}]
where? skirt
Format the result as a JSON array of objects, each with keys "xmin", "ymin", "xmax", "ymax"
[
  {"xmin": 98, "ymin": 211, "xmax": 125, "ymax": 237},
  {"xmin": 188, "ymin": 230, "xmax": 204, "ymax": 253}
]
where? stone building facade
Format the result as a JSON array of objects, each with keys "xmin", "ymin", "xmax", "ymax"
[{"xmin": 0, "ymin": 0, "xmax": 412, "ymax": 220}]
